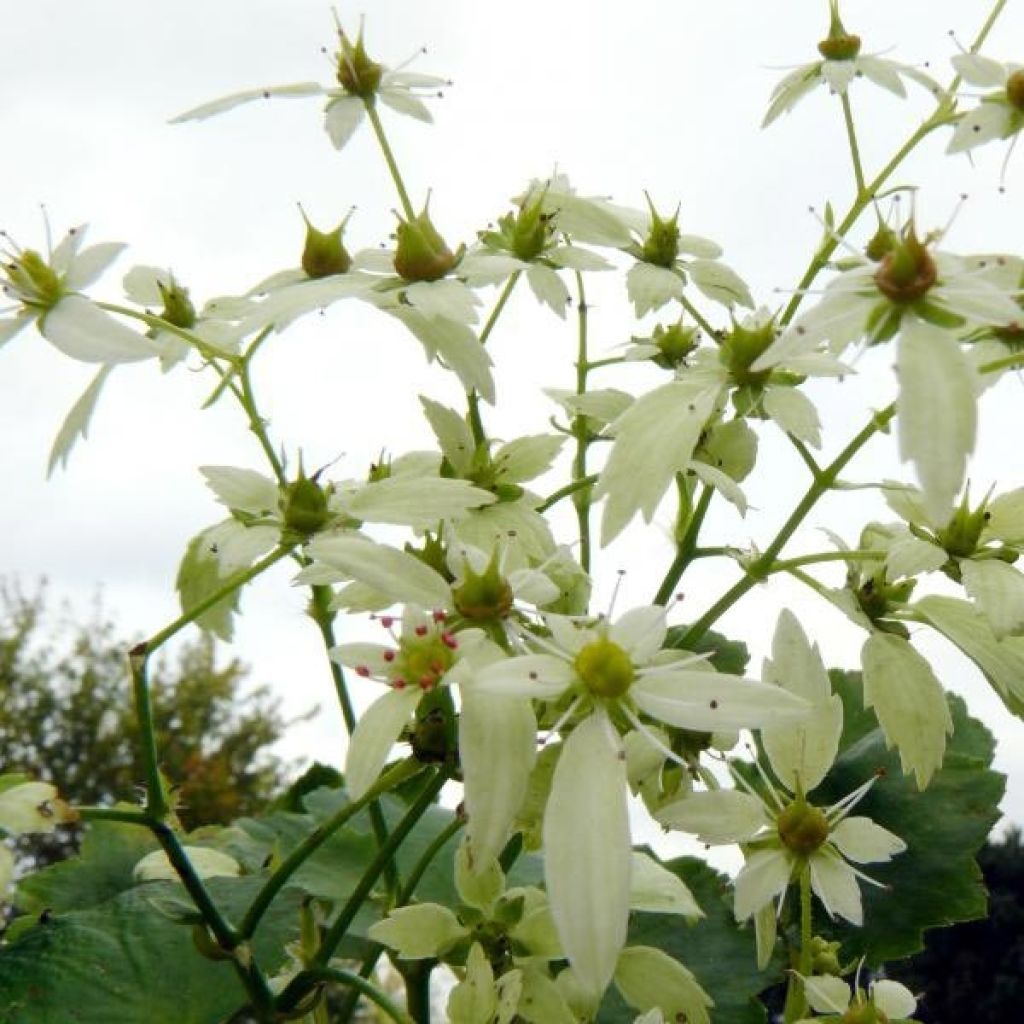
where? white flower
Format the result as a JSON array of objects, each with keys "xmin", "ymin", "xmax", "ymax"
[
  {"xmin": 948, "ymin": 54, "xmax": 1024, "ymax": 154},
  {"xmin": 0, "ymin": 778, "xmax": 75, "ymax": 835},
  {"xmin": 1, "ymin": 224, "xmax": 156, "ymax": 363},
  {"xmin": 763, "ymin": 1, "xmax": 939, "ymax": 127},
  {"xmin": 659, "ymin": 611, "xmax": 905, "ymax": 925},
  {"xmin": 171, "ymin": 17, "xmax": 449, "ymax": 152},
  {"xmin": 474, "ymin": 604, "xmax": 808, "ymax": 1002}
]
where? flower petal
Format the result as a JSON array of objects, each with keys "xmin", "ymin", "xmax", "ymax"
[
  {"xmin": 625, "ymin": 262, "xmax": 682, "ymax": 318},
  {"xmin": 324, "ymin": 94, "xmax": 365, "ymax": 149},
  {"xmin": 610, "ymin": 606, "xmax": 668, "ymax": 663},
  {"xmin": 42, "ymin": 295, "xmax": 158, "ymax": 363},
  {"xmin": 473, "ymin": 655, "xmax": 573, "ymax": 700},
  {"xmin": 526, "ymin": 264, "xmax": 571, "ymax": 316},
  {"xmin": 613, "ymin": 946, "xmax": 713, "ymax": 1024},
  {"xmin": 871, "ymin": 979, "xmax": 917, "ymax": 1019},
  {"xmin": 63, "ymin": 242, "xmax": 127, "ymax": 290},
  {"xmin": 543, "ymin": 711, "xmax": 631, "ymax": 1004},
  {"xmin": 830, "ymin": 816, "xmax": 906, "ymax": 864},
  {"xmin": 629, "ymin": 852, "xmax": 703, "ymax": 920},
  {"xmin": 657, "ymin": 790, "xmax": 769, "ymax": 845},
  {"xmin": 809, "ymin": 847, "xmax": 863, "ymax": 924},
  {"xmin": 170, "ymin": 82, "xmax": 325, "ymax": 123},
  {"xmin": 733, "ymin": 848, "xmax": 791, "ymax": 920},
  {"xmin": 961, "ymin": 557, "xmax": 1024, "ymax": 638},
  {"xmin": 803, "ymin": 974, "xmax": 851, "ymax": 1015},
  {"xmin": 633, "ymin": 669, "xmax": 810, "ymax": 732},
  {"xmin": 46, "ymin": 364, "xmax": 113, "ymax": 477},
  {"xmin": 200, "ymin": 465, "xmax": 279, "ymax": 515},
  {"xmin": 345, "ymin": 687, "xmax": 421, "ymax": 800}
]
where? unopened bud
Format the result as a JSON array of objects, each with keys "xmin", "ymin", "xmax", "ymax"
[{"xmin": 282, "ymin": 469, "xmax": 330, "ymax": 536}]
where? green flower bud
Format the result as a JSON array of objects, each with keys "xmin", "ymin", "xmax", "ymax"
[
  {"xmin": 574, "ymin": 637, "xmax": 635, "ymax": 699},
  {"xmin": 817, "ymin": 1, "xmax": 862, "ymax": 61},
  {"xmin": 452, "ymin": 549, "xmax": 514, "ymax": 622},
  {"xmin": 873, "ymin": 225, "xmax": 937, "ymax": 303},
  {"xmin": 776, "ymin": 798, "xmax": 829, "ymax": 856},
  {"xmin": 334, "ymin": 20, "xmax": 384, "ymax": 99},
  {"xmin": 809, "ymin": 936, "xmax": 843, "ymax": 976},
  {"xmin": 864, "ymin": 222, "xmax": 898, "ymax": 263},
  {"xmin": 393, "ymin": 201, "xmax": 457, "ymax": 282},
  {"xmin": 156, "ymin": 276, "xmax": 196, "ymax": 328},
  {"xmin": 281, "ymin": 469, "xmax": 330, "ymax": 536},
  {"xmin": 640, "ymin": 195, "xmax": 681, "ymax": 268},
  {"xmin": 300, "ymin": 206, "xmax": 353, "ymax": 279},
  {"xmin": 1007, "ymin": 69, "xmax": 1024, "ymax": 112},
  {"xmin": 480, "ymin": 192, "xmax": 555, "ymax": 263},
  {"xmin": 841, "ymin": 997, "xmax": 885, "ymax": 1024},
  {"xmin": 648, "ymin": 321, "xmax": 700, "ymax": 369}
]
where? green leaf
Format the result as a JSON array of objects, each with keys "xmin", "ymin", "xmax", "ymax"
[
  {"xmin": 0, "ymin": 878, "xmax": 300, "ymax": 1023},
  {"xmin": 815, "ymin": 671, "xmax": 1004, "ymax": 964},
  {"xmin": 175, "ymin": 527, "xmax": 240, "ymax": 641},
  {"xmin": 598, "ymin": 857, "xmax": 777, "ymax": 1024},
  {"xmin": 664, "ymin": 625, "xmax": 750, "ymax": 676}
]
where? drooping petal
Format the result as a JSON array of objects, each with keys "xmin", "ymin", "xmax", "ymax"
[
  {"xmin": 378, "ymin": 86, "xmax": 434, "ymax": 122},
  {"xmin": 763, "ymin": 387, "xmax": 822, "ymax": 447},
  {"xmin": 657, "ymin": 790, "xmax": 769, "ymax": 845},
  {"xmin": 460, "ymin": 688, "xmax": 537, "ymax": 866},
  {"xmin": 688, "ymin": 259, "xmax": 754, "ymax": 309},
  {"xmin": 625, "ymin": 262, "xmax": 683, "ymax": 318},
  {"xmin": 543, "ymin": 711, "xmax": 631, "ymax": 1005},
  {"xmin": 46, "ymin": 364, "xmax": 113, "ymax": 477},
  {"xmin": 629, "ymin": 852, "xmax": 703, "ymax": 920},
  {"xmin": 526, "ymin": 264, "xmax": 570, "ymax": 316},
  {"xmin": 733, "ymin": 848, "xmax": 791, "ymax": 920},
  {"xmin": 830, "ymin": 816, "xmax": 906, "ymax": 864},
  {"xmin": 170, "ymin": 82, "xmax": 326, "ymax": 123},
  {"xmin": 861, "ymin": 632, "xmax": 953, "ymax": 789},
  {"xmin": 808, "ymin": 847, "xmax": 863, "ymax": 924},
  {"xmin": 63, "ymin": 242, "xmax": 127, "ymax": 290},
  {"xmin": 948, "ymin": 100, "xmax": 1016, "ymax": 153},
  {"xmin": 405, "ymin": 279, "xmax": 481, "ymax": 324},
  {"xmin": 324, "ymin": 94, "xmax": 366, "ymax": 149},
  {"xmin": 0, "ymin": 311, "xmax": 35, "ymax": 348},
  {"xmin": 633, "ymin": 669, "xmax": 810, "ymax": 732},
  {"xmin": 802, "ymin": 974, "xmax": 852, "ymax": 1015},
  {"xmin": 341, "ymin": 475, "xmax": 495, "ymax": 527},
  {"xmin": 951, "ymin": 53, "xmax": 1008, "ymax": 87},
  {"xmin": 306, "ymin": 535, "xmax": 451, "ymax": 610},
  {"xmin": 344, "ymin": 687, "xmax": 421, "ymax": 800},
  {"xmin": 41, "ymin": 295, "xmax": 159, "ymax": 363},
  {"xmin": 613, "ymin": 946, "xmax": 713, "ymax": 1024},
  {"xmin": 897, "ymin": 320, "xmax": 976, "ymax": 525}
]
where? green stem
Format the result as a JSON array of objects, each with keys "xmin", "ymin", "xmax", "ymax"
[
  {"xmin": 571, "ymin": 271, "xmax": 593, "ymax": 573},
  {"xmin": 787, "ymin": 432, "xmax": 824, "ymax": 482},
  {"xmin": 840, "ymin": 93, "xmax": 866, "ymax": 196},
  {"xmin": 537, "ymin": 473, "xmax": 600, "ymax": 514},
  {"xmin": 307, "ymin": 584, "xmax": 400, "ymax": 898},
  {"xmin": 399, "ymin": 961, "xmax": 434, "ymax": 1024},
  {"xmin": 979, "ymin": 348, "xmax": 1024, "ymax": 376},
  {"xmin": 584, "ymin": 355, "xmax": 627, "ymax": 371},
  {"xmin": 97, "ymin": 302, "xmax": 239, "ymax": 367},
  {"xmin": 236, "ymin": 356, "xmax": 288, "ymax": 488},
  {"xmin": 75, "ymin": 806, "xmax": 152, "ymax": 826},
  {"xmin": 653, "ymin": 483, "xmax": 714, "ymax": 606},
  {"xmin": 127, "ymin": 648, "xmax": 169, "ymax": 820},
  {"xmin": 366, "ymin": 101, "xmax": 415, "ymax": 220},
  {"xmin": 238, "ymin": 759, "xmax": 421, "ymax": 940},
  {"xmin": 678, "ymin": 404, "xmax": 894, "ymax": 646},
  {"xmin": 142, "ymin": 543, "xmax": 297, "ymax": 655},
  {"xmin": 771, "ymin": 548, "xmax": 885, "ymax": 572},
  {"xmin": 678, "ymin": 293, "xmax": 718, "ymax": 338},
  {"xmin": 310, "ymin": 770, "xmax": 448, "ymax": 973},
  {"xmin": 466, "ymin": 271, "xmax": 522, "ymax": 446},
  {"xmin": 277, "ymin": 967, "xmax": 415, "ymax": 1024}
]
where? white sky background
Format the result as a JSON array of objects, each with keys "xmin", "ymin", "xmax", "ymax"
[{"xmin": 3, "ymin": 0, "xmax": 1024, "ymax": 863}]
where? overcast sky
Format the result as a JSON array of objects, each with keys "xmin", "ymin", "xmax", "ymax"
[{"xmin": 3, "ymin": 0, "xmax": 1023, "ymax": 854}]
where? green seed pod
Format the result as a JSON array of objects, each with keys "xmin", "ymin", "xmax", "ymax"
[
  {"xmin": 650, "ymin": 321, "xmax": 700, "ymax": 369},
  {"xmin": 452, "ymin": 549, "xmax": 514, "ymax": 622},
  {"xmin": 574, "ymin": 637, "xmax": 635, "ymax": 699},
  {"xmin": 156, "ymin": 276, "xmax": 197, "ymax": 328},
  {"xmin": 719, "ymin": 315, "xmax": 778, "ymax": 385},
  {"xmin": 640, "ymin": 195, "xmax": 681, "ymax": 269},
  {"xmin": 864, "ymin": 222, "xmax": 898, "ymax": 263},
  {"xmin": 300, "ymin": 206, "xmax": 353, "ymax": 279},
  {"xmin": 809, "ymin": 935, "xmax": 843, "ymax": 976},
  {"xmin": 335, "ymin": 21, "xmax": 384, "ymax": 99},
  {"xmin": 873, "ymin": 225, "xmax": 937, "ymax": 303},
  {"xmin": 394, "ymin": 201, "xmax": 457, "ymax": 282},
  {"xmin": 281, "ymin": 470, "xmax": 330, "ymax": 536},
  {"xmin": 776, "ymin": 799, "xmax": 829, "ymax": 856},
  {"xmin": 817, "ymin": 1, "xmax": 862, "ymax": 61}
]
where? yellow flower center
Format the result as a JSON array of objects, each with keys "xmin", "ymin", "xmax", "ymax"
[
  {"xmin": 573, "ymin": 637, "xmax": 635, "ymax": 699},
  {"xmin": 776, "ymin": 799, "xmax": 829, "ymax": 856}
]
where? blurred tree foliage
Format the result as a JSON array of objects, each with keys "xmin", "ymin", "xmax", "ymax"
[{"xmin": 0, "ymin": 579, "xmax": 296, "ymax": 867}]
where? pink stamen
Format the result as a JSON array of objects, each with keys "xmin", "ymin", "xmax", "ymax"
[
  {"xmin": 383, "ymin": 650, "xmax": 395, "ymax": 662},
  {"xmin": 380, "ymin": 615, "xmax": 394, "ymax": 628},
  {"xmin": 432, "ymin": 609, "xmax": 447, "ymax": 622},
  {"xmin": 392, "ymin": 678, "xmax": 407, "ymax": 689},
  {"xmin": 441, "ymin": 632, "xmax": 458, "ymax": 649},
  {"xmin": 415, "ymin": 624, "xmax": 428, "ymax": 637},
  {"xmin": 355, "ymin": 665, "xmax": 370, "ymax": 677}
]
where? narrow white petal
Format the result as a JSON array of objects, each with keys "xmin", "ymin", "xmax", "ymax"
[
  {"xmin": 307, "ymin": 535, "xmax": 451, "ymax": 610},
  {"xmin": 961, "ymin": 558, "xmax": 1024, "ymax": 638},
  {"xmin": 41, "ymin": 296, "xmax": 159, "ymax": 363},
  {"xmin": 345, "ymin": 688, "xmax": 420, "ymax": 800},
  {"xmin": 200, "ymin": 465, "xmax": 279, "ymax": 515},
  {"xmin": 610, "ymin": 606, "xmax": 667, "ymax": 663},
  {"xmin": 657, "ymin": 790, "xmax": 769, "ymax": 844},
  {"xmin": 886, "ymin": 536, "xmax": 947, "ymax": 579},
  {"xmin": 628, "ymin": 853, "xmax": 703, "ymax": 919},
  {"xmin": 808, "ymin": 848, "xmax": 863, "ymax": 924},
  {"xmin": 47, "ymin": 365, "xmax": 113, "ymax": 477},
  {"xmin": 63, "ymin": 242, "xmax": 127, "ymax": 290},
  {"xmin": 324, "ymin": 95, "xmax": 365, "ymax": 149},
  {"xmin": 897, "ymin": 321, "xmax": 976, "ymax": 524},
  {"xmin": 690, "ymin": 461, "xmax": 749, "ymax": 515},
  {"xmin": 170, "ymin": 82, "xmax": 325, "ymax": 123},
  {"xmin": 473, "ymin": 655, "xmax": 573, "ymax": 699},
  {"xmin": 856, "ymin": 56, "xmax": 908, "ymax": 96},
  {"xmin": 526, "ymin": 264, "xmax": 570, "ymax": 316},
  {"xmin": 633, "ymin": 670, "xmax": 809, "ymax": 732},
  {"xmin": 405, "ymin": 279, "xmax": 481, "ymax": 324},
  {"xmin": 546, "ymin": 246, "xmax": 611, "ymax": 272},
  {"xmin": 460, "ymin": 690, "xmax": 537, "ymax": 865},
  {"xmin": 803, "ymin": 974, "xmax": 852, "ymax": 1015},
  {"xmin": 951, "ymin": 54, "xmax": 1008, "ymax": 87},
  {"xmin": 733, "ymin": 849, "xmax": 791, "ymax": 920},
  {"xmin": 342, "ymin": 475, "xmax": 495, "ymax": 527},
  {"xmin": 688, "ymin": 259, "xmax": 754, "ymax": 309},
  {"xmin": 0, "ymin": 312, "xmax": 35, "ymax": 348},
  {"xmin": 948, "ymin": 102, "xmax": 1015, "ymax": 153},
  {"xmin": 625, "ymin": 262, "xmax": 683, "ymax": 317},
  {"xmin": 830, "ymin": 816, "xmax": 906, "ymax": 864},
  {"xmin": 378, "ymin": 87, "xmax": 434, "ymax": 122},
  {"xmin": 329, "ymin": 642, "xmax": 393, "ymax": 676},
  {"xmin": 763, "ymin": 387, "xmax": 822, "ymax": 447},
  {"xmin": 543, "ymin": 712, "xmax": 631, "ymax": 1004}
]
